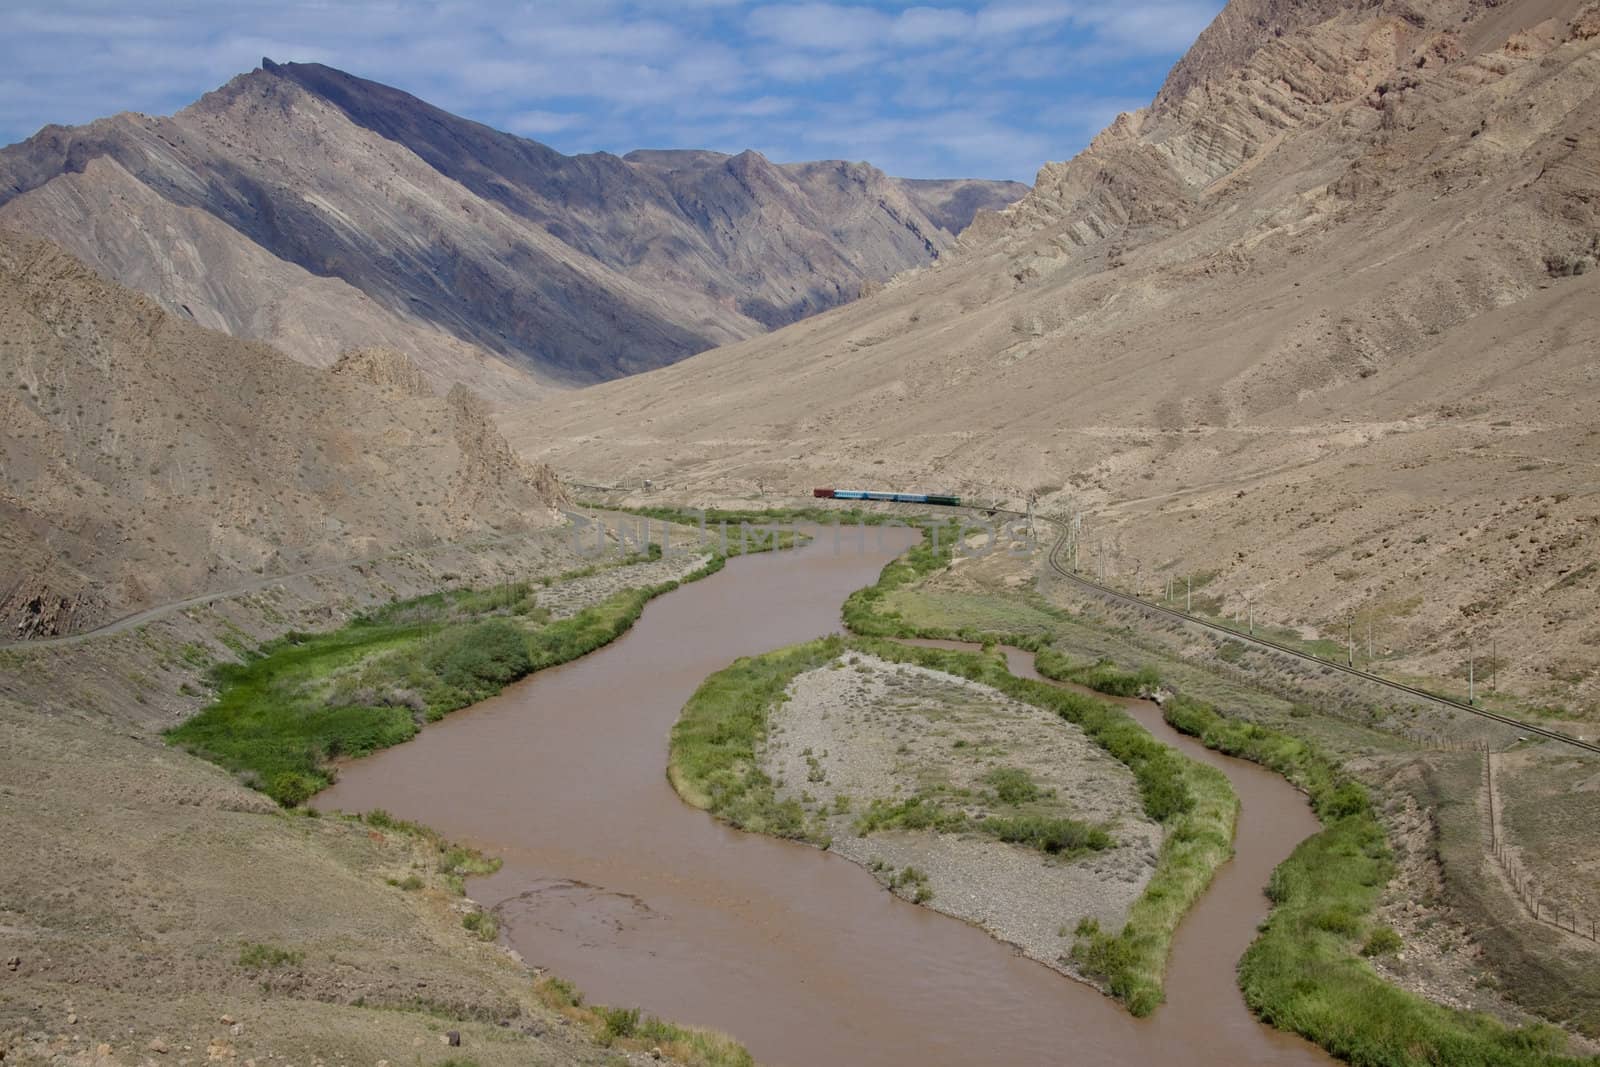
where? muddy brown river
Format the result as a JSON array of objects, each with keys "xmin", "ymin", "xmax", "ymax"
[{"xmin": 316, "ymin": 528, "xmax": 1332, "ymax": 1066}]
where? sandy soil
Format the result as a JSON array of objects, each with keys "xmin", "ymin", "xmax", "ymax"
[{"xmin": 762, "ymin": 653, "xmax": 1161, "ymax": 980}]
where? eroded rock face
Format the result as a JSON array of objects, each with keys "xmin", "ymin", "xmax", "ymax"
[
  {"xmin": 0, "ymin": 231, "xmax": 564, "ymax": 638},
  {"xmin": 0, "ymin": 61, "xmax": 1025, "ymax": 393}
]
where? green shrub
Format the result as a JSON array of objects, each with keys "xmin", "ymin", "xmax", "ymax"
[
  {"xmin": 598, "ymin": 1005, "xmax": 641, "ymax": 1044},
  {"xmin": 985, "ymin": 766, "xmax": 1042, "ymax": 805},
  {"xmin": 1360, "ymin": 926, "xmax": 1402, "ymax": 957},
  {"xmin": 979, "ymin": 814, "xmax": 1111, "ymax": 854},
  {"xmin": 423, "ymin": 619, "xmax": 532, "ymax": 699},
  {"xmin": 237, "ymin": 942, "xmax": 303, "ymax": 970},
  {"xmin": 462, "ymin": 910, "xmax": 498, "ymax": 941}
]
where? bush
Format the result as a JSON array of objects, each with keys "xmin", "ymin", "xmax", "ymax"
[
  {"xmin": 462, "ymin": 910, "xmax": 498, "ymax": 941},
  {"xmin": 979, "ymin": 814, "xmax": 1111, "ymax": 854},
  {"xmin": 985, "ymin": 766, "xmax": 1042, "ymax": 805},
  {"xmin": 1361, "ymin": 926, "xmax": 1402, "ymax": 957},
  {"xmin": 598, "ymin": 1005, "xmax": 641, "ymax": 1044},
  {"xmin": 237, "ymin": 942, "xmax": 303, "ymax": 970},
  {"xmin": 423, "ymin": 620, "xmax": 533, "ymax": 700}
]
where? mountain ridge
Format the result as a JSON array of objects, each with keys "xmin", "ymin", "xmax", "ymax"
[{"xmin": 0, "ymin": 61, "xmax": 1025, "ymax": 396}]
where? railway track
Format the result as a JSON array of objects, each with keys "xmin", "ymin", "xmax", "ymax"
[{"xmin": 969, "ymin": 505, "xmax": 1600, "ymax": 757}]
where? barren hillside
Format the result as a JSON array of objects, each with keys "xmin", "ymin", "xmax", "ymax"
[
  {"xmin": 0, "ymin": 230, "xmax": 565, "ymax": 640},
  {"xmin": 0, "ymin": 60, "xmax": 1023, "ymax": 396},
  {"xmin": 503, "ymin": 0, "xmax": 1600, "ymax": 711}
]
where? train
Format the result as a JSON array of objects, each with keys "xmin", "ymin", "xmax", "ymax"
[{"xmin": 813, "ymin": 488, "xmax": 962, "ymax": 507}]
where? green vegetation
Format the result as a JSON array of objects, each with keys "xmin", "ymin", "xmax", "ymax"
[
  {"xmin": 888, "ymin": 864, "xmax": 934, "ymax": 903},
  {"xmin": 1164, "ymin": 695, "xmax": 1584, "ymax": 1066},
  {"xmin": 362, "ymin": 808, "xmax": 502, "ymax": 895},
  {"xmin": 671, "ymin": 633, "xmax": 1199, "ymax": 841},
  {"xmin": 237, "ymin": 942, "xmax": 303, "ymax": 970},
  {"xmin": 669, "ymin": 631, "xmax": 1228, "ymax": 1016},
  {"xmin": 834, "ymin": 529, "xmax": 1241, "ymax": 1016},
  {"xmin": 668, "ymin": 637, "xmax": 843, "ymax": 840},
  {"xmin": 534, "ymin": 976, "xmax": 755, "ymax": 1067},
  {"xmin": 854, "ymin": 793, "xmax": 970, "ymax": 835},
  {"xmin": 985, "ymin": 766, "xmax": 1043, "ymax": 805},
  {"xmin": 981, "ymin": 814, "xmax": 1112, "ymax": 854},
  {"xmin": 840, "ymin": 520, "xmax": 966, "ymax": 638},
  {"xmin": 853, "ymin": 788, "xmax": 1111, "ymax": 858},
  {"xmin": 1360, "ymin": 926, "xmax": 1402, "ymax": 957},
  {"xmin": 1064, "ymin": 747, "xmax": 1235, "ymax": 1016},
  {"xmin": 169, "ymin": 553, "xmax": 732, "ymax": 805},
  {"xmin": 461, "ymin": 910, "xmax": 498, "ymax": 941},
  {"xmin": 1035, "ymin": 651, "xmax": 1160, "ymax": 698}
]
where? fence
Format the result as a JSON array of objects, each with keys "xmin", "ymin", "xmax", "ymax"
[{"xmin": 1484, "ymin": 746, "xmax": 1598, "ymax": 942}]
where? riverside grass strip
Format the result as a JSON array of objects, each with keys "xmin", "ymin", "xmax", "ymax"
[
  {"xmin": 534, "ymin": 976, "xmax": 754, "ymax": 1067},
  {"xmin": 665, "ymin": 623, "xmax": 1233, "ymax": 1017},
  {"xmin": 829, "ymin": 517, "xmax": 1239, "ymax": 1016},
  {"xmin": 169, "ymin": 548, "xmax": 738, "ymax": 806},
  {"xmin": 1160, "ymin": 697, "xmax": 1586, "ymax": 1067},
  {"xmin": 858, "ymin": 636, "xmax": 1235, "ymax": 1017}
]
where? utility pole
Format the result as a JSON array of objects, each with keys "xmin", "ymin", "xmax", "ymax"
[
  {"xmin": 1347, "ymin": 614, "xmax": 1354, "ymax": 668},
  {"xmin": 1492, "ymin": 637, "xmax": 1497, "ymax": 694},
  {"xmin": 1247, "ymin": 598, "xmax": 1255, "ymax": 636},
  {"xmin": 1469, "ymin": 634, "xmax": 1476, "ymax": 705},
  {"xmin": 1368, "ymin": 615, "xmax": 1374, "ymax": 662},
  {"xmin": 1185, "ymin": 575, "xmax": 1192, "ymax": 613}
]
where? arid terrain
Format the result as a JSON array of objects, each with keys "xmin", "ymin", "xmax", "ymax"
[
  {"xmin": 764, "ymin": 652, "xmax": 1163, "ymax": 976},
  {"xmin": 0, "ymin": 230, "xmax": 565, "ymax": 639},
  {"xmin": 0, "ymin": 60, "xmax": 1023, "ymax": 396},
  {"xmin": 504, "ymin": 0, "xmax": 1600, "ymax": 712},
  {"xmin": 2, "ymin": 0, "xmax": 1598, "ymax": 1064}
]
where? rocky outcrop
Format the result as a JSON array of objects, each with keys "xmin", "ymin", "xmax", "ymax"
[
  {"xmin": 331, "ymin": 346, "xmax": 433, "ymax": 398},
  {"xmin": 0, "ymin": 230, "xmax": 564, "ymax": 638}
]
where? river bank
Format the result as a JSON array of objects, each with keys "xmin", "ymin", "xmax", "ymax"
[
  {"xmin": 0, "ymin": 520, "xmax": 764, "ymax": 1067},
  {"xmin": 884, "ymin": 528, "xmax": 1599, "ymax": 1064}
]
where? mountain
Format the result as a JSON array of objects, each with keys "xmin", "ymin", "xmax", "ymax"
[
  {"xmin": 502, "ymin": 0, "xmax": 1600, "ymax": 705},
  {"xmin": 0, "ymin": 61, "xmax": 1025, "ymax": 398},
  {"xmin": 0, "ymin": 229, "xmax": 565, "ymax": 640}
]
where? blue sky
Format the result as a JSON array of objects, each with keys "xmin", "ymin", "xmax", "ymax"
[{"xmin": 0, "ymin": 1, "xmax": 1224, "ymax": 182}]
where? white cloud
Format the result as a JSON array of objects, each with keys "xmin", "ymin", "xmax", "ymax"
[
  {"xmin": 505, "ymin": 109, "xmax": 586, "ymax": 135},
  {"xmin": 890, "ymin": 8, "xmax": 974, "ymax": 45},
  {"xmin": 746, "ymin": 4, "xmax": 891, "ymax": 50},
  {"xmin": 0, "ymin": 0, "xmax": 1225, "ymax": 180}
]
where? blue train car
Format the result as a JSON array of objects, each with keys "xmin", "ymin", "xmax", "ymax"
[{"xmin": 813, "ymin": 488, "xmax": 961, "ymax": 507}]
